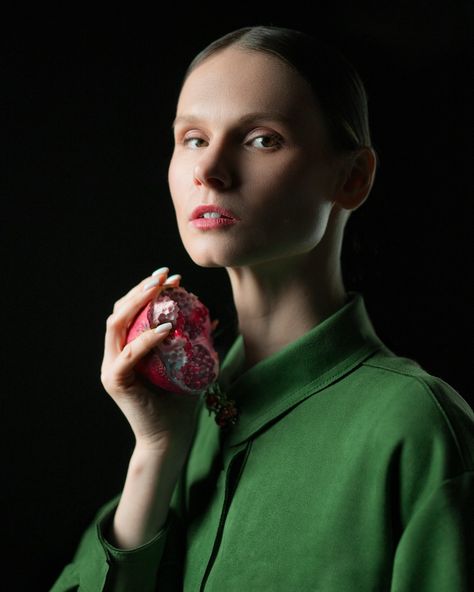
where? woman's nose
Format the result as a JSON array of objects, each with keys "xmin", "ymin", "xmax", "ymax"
[{"xmin": 193, "ymin": 146, "xmax": 233, "ymax": 189}]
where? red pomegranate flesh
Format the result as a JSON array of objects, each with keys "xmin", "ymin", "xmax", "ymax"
[{"xmin": 125, "ymin": 286, "xmax": 219, "ymax": 395}]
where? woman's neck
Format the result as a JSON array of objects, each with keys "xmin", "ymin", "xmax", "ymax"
[{"xmin": 225, "ymin": 249, "xmax": 348, "ymax": 372}]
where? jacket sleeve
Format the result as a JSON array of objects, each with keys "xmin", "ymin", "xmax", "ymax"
[
  {"xmin": 388, "ymin": 376, "xmax": 474, "ymax": 592},
  {"xmin": 49, "ymin": 469, "xmax": 187, "ymax": 592},
  {"xmin": 389, "ymin": 471, "xmax": 474, "ymax": 591}
]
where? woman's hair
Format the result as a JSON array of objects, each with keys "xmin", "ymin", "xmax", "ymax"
[
  {"xmin": 177, "ymin": 25, "xmax": 377, "ymax": 291},
  {"xmin": 178, "ymin": 25, "xmax": 375, "ymax": 159}
]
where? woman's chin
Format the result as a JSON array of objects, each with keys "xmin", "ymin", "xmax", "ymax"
[
  {"xmin": 187, "ymin": 249, "xmax": 246, "ymax": 269},
  {"xmin": 185, "ymin": 248, "xmax": 226, "ymax": 267},
  {"xmin": 191, "ymin": 259, "xmax": 224, "ymax": 268},
  {"xmin": 184, "ymin": 238, "xmax": 275, "ymax": 268}
]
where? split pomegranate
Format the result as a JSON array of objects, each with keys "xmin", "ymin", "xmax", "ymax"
[{"xmin": 125, "ymin": 286, "xmax": 219, "ymax": 395}]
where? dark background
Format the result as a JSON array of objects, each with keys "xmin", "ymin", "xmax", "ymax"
[{"xmin": 3, "ymin": 3, "xmax": 472, "ymax": 590}]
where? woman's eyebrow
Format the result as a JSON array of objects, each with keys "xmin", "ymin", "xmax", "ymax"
[{"xmin": 171, "ymin": 111, "xmax": 293, "ymax": 130}]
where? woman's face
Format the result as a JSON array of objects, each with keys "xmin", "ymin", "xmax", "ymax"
[{"xmin": 168, "ymin": 46, "xmax": 343, "ymax": 268}]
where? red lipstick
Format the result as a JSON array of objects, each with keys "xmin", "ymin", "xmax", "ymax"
[{"xmin": 189, "ymin": 204, "xmax": 240, "ymax": 221}]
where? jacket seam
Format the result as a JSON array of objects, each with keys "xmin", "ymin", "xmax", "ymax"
[{"xmin": 362, "ymin": 359, "xmax": 470, "ymax": 470}]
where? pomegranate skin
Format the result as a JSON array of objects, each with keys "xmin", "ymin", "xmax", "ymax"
[{"xmin": 125, "ymin": 286, "xmax": 219, "ymax": 395}]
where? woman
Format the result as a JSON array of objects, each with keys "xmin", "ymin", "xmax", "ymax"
[{"xmin": 50, "ymin": 26, "xmax": 473, "ymax": 591}]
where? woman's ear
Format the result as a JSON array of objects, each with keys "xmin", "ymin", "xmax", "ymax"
[{"xmin": 333, "ymin": 147, "xmax": 377, "ymax": 212}]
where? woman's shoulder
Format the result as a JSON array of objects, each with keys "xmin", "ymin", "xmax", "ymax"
[
  {"xmin": 357, "ymin": 347, "xmax": 473, "ymax": 469},
  {"xmin": 361, "ymin": 347, "xmax": 471, "ymax": 417}
]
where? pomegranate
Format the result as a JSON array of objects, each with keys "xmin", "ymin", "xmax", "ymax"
[{"xmin": 125, "ymin": 286, "xmax": 219, "ymax": 395}]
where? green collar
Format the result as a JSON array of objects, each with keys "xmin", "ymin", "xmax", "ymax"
[{"xmin": 206, "ymin": 291, "xmax": 387, "ymax": 447}]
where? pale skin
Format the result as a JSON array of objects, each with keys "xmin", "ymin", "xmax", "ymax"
[
  {"xmin": 169, "ymin": 46, "xmax": 377, "ymax": 372},
  {"xmin": 99, "ymin": 45, "xmax": 376, "ymax": 551}
]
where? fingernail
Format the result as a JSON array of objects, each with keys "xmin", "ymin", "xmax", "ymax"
[
  {"xmin": 163, "ymin": 274, "xmax": 181, "ymax": 286},
  {"xmin": 152, "ymin": 266, "xmax": 169, "ymax": 277},
  {"xmin": 143, "ymin": 278, "xmax": 161, "ymax": 291},
  {"xmin": 154, "ymin": 322, "xmax": 172, "ymax": 334}
]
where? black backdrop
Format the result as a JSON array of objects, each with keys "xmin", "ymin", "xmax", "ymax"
[{"xmin": 3, "ymin": 3, "xmax": 472, "ymax": 590}]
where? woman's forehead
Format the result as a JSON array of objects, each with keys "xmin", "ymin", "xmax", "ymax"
[{"xmin": 177, "ymin": 47, "xmax": 318, "ymax": 122}]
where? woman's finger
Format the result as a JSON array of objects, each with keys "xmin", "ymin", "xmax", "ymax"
[
  {"xmin": 102, "ymin": 323, "xmax": 173, "ymax": 391},
  {"xmin": 161, "ymin": 274, "xmax": 182, "ymax": 289},
  {"xmin": 103, "ymin": 279, "xmax": 166, "ymax": 365},
  {"xmin": 113, "ymin": 267, "xmax": 170, "ymax": 313},
  {"xmin": 102, "ymin": 273, "xmax": 182, "ymax": 366},
  {"xmin": 113, "ymin": 270, "xmax": 182, "ymax": 314}
]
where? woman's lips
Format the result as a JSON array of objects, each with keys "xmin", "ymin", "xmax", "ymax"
[
  {"xmin": 190, "ymin": 217, "xmax": 240, "ymax": 229},
  {"xmin": 190, "ymin": 204, "xmax": 240, "ymax": 221}
]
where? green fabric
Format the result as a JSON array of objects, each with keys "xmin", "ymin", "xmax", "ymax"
[{"xmin": 50, "ymin": 291, "xmax": 474, "ymax": 591}]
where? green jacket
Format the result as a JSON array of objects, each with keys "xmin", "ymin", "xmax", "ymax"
[{"xmin": 50, "ymin": 291, "xmax": 474, "ymax": 591}]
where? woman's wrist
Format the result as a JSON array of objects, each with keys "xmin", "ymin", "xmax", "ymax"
[{"xmin": 110, "ymin": 445, "xmax": 182, "ymax": 549}]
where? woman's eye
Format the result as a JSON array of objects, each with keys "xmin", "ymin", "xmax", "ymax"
[
  {"xmin": 183, "ymin": 137, "xmax": 207, "ymax": 149},
  {"xmin": 182, "ymin": 133, "xmax": 282, "ymax": 150},
  {"xmin": 249, "ymin": 134, "xmax": 282, "ymax": 149}
]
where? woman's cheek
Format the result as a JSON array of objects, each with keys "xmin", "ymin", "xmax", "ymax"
[{"xmin": 168, "ymin": 162, "xmax": 188, "ymax": 212}]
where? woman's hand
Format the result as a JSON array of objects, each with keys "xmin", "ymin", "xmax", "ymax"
[{"xmin": 100, "ymin": 268, "xmax": 202, "ymax": 452}]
